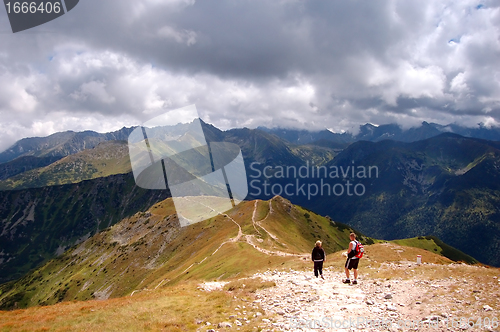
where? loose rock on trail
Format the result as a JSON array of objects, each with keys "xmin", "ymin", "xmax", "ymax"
[{"xmin": 200, "ymin": 263, "xmax": 499, "ymax": 331}]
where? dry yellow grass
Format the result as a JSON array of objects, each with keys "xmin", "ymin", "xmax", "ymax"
[
  {"xmin": 0, "ymin": 279, "xmax": 271, "ymax": 332},
  {"xmin": 1, "ymin": 196, "xmax": 496, "ymax": 331},
  {"xmin": 324, "ymin": 242, "xmax": 454, "ymax": 273},
  {"xmin": 1, "ymin": 241, "xmax": 498, "ymax": 331}
]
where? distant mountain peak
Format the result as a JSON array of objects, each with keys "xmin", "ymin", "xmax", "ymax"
[
  {"xmin": 260, "ymin": 121, "xmax": 500, "ymax": 145},
  {"xmin": 0, "ymin": 127, "xmax": 136, "ymax": 164}
]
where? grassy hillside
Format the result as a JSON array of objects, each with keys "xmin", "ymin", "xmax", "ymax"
[
  {"xmin": 0, "ymin": 278, "xmax": 274, "ymax": 332},
  {"xmin": 0, "ymin": 237, "xmax": 491, "ymax": 332},
  {"xmin": 287, "ymin": 144, "xmax": 338, "ymax": 166},
  {"xmin": 299, "ymin": 134, "xmax": 500, "ymax": 267},
  {"xmin": 0, "ymin": 141, "xmax": 131, "ymax": 190},
  {"xmin": 0, "ymin": 196, "xmax": 371, "ymax": 310},
  {"xmin": 0, "ymin": 156, "xmax": 63, "ymax": 181},
  {"xmin": 391, "ymin": 236, "xmax": 478, "ymax": 264},
  {"xmin": 0, "ymin": 195, "xmax": 480, "ymax": 312},
  {"xmin": 0, "ymin": 173, "xmax": 169, "ymax": 284}
]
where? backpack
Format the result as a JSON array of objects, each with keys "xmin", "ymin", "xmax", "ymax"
[
  {"xmin": 354, "ymin": 240, "xmax": 364, "ymax": 259},
  {"xmin": 313, "ymin": 247, "xmax": 324, "ymax": 261}
]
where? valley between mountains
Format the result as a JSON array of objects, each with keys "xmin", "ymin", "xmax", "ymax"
[
  {"xmin": 0, "ymin": 196, "xmax": 498, "ymax": 331},
  {"xmin": 0, "ymin": 121, "xmax": 500, "ymax": 331},
  {"xmin": 0, "ymin": 196, "xmax": 361, "ymax": 309},
  {"xmin": 1, "ymin": 122, "xmax": 500, "ymax": 277}
]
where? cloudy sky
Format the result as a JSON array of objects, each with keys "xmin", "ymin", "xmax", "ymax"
[{"xmin": 0, "ymin": 0, "xmax": 499, "ymax": 151}]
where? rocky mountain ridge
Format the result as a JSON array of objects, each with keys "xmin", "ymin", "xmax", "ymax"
[
  {"xmin": 260, "ymin": 121, "xmax": 500, "ymax": 146},
  {"xmin": 0, "ymin": 127, "xmax": 135, "ymax": 164}
]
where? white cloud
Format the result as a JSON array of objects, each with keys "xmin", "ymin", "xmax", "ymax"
[
  {"xmin": 397, "ymin": 63, "xmax": 446, "ymax": 101},
  {"xmin": 0, "ymin": 0, "xmax": 499, "ymax": 150},
  {"xmin": 0, "ymin": 72, "xmax": 38, "ymax": 115},
  {"xmin": 450, "ymin": 72, "xmax": 470, "ymax": 95}
]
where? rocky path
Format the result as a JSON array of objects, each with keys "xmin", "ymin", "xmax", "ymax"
[
  {"xmin": 253, "ymin": 266, "xmax": 498, "ymax": 331},
  {"xmin": 194, "ymin": 199, "xmax": 498, "ymax": 331},
  {"xmin": 254, "ymin": 268, "xmax": 366, "ymax": 331},
  {"xmin": 181, "ymin": 199, "xmax": 307, "ymax": 277},
  {"xmin": 245, "ymin": 200, "xmax": 308, "ymax": 258},
  {"xmin": 200, "ymin": 264, "xmax": 499, "ymax": 332}
]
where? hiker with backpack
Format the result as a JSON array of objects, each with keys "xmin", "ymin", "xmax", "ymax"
[
  {"xmin": 312, "ymin": 240, "xmax": 326, "ymax": 279},
  {"xmin": 344, "ymin": 233, "xmax": 363, "ymax": 285}
]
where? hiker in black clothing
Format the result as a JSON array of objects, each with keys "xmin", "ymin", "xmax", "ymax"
[{"xmin": 312, "ymin": 240, "xmax": 326, "ymax": 279}]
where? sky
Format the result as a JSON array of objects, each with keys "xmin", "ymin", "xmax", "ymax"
[{"xmin": 0, "ymin": 0, "xmax": 499, "ymax": 151}]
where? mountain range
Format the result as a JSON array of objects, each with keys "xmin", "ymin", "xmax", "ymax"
[
  {"xmin": 0, "ymin": 196, "xmax": 475, "ymax": 310},
  {"xmin": 312, "ymin": 134, "xmax": 500, "ymax": 266},
  {"xmin": 3, "ymin": 120, "xmax": 500, "ymax": 164},
  {"xmin": 0, "ymin": 120, "xmax": 499, "ymax": 290},
  {"xmin": 245, "ymin": 134, "xmax": 500, "ymax": 266},
  {"xmin": 0, "ymin": 127, "xmax": 134, "ymax": 164},
  {"xmin": 260, "ymin": 121, "xmax": 500, "ymax": 146}
]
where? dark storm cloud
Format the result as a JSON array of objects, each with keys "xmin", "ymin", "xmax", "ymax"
[{"xmin": 0, "ymin": 0, "xmax": 499, "ymax": 150}]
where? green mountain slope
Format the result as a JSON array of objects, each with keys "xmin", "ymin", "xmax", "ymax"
[
  {"xmin": 306, "ymin": 134, "xmax": 500, "ymax": 266},
  {"xmin": 0, "ymin": 195, "xmax": 472, "ymax": 310},
  {"xmin": 288, "ymin": 144, "xmax": 338, "ymax": 166},
  {"xmin": 391, "ymin": 236, "xmax": 478, "ymax": 264},
  {"xmin": 0, "ymin": 173, "xmax": 169, "ymax": 284},
  {"xmin": 0, "ymin": 141, "xmax": 131, "ymax": 190},
  {"xmin": 0, "ymin": 156, "xmax": 63, "ymax": 181},
  {"xmin": 224, "ymin": 128, "xmax": 305, "ymax": 167}
]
